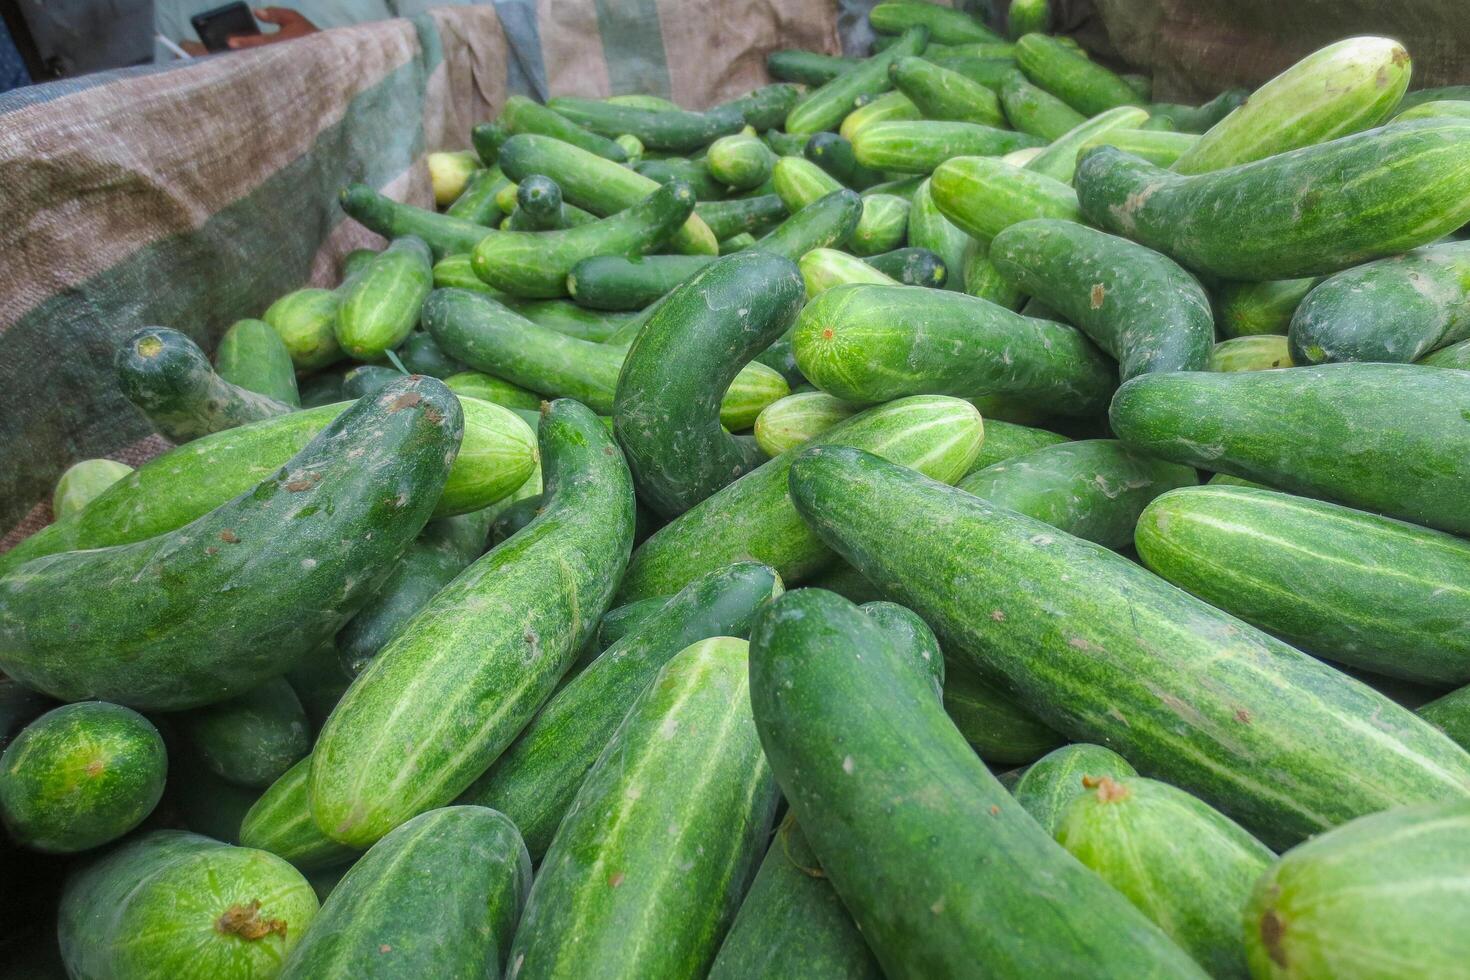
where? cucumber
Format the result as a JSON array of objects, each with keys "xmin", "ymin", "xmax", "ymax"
[
  {"xmin": 942, "ymin": 41, "xmax": 1026, "ymax": 59},
  {"xmin": 771, "ymin": 153, "xmax": 844, "ymax": 208},
  {"xmin": 766, "ymin": 49, "xmax": 859, "ymax": 86},
  {"xmin": 216, "ymin": 318, "xmax": 301, "ymax": 407},
  {"xmin": 1001, "ymin": 70, "xmax": 1088, "ymax": 139},
  {"xmin": 341, "ymin": 247, "xmax": 377, "ymax": 278},
  {"xmin": 1173, "ymin": 37, "xmax": 1410, "ymax": 174},
  {"xmin": 0, "ymin": 701, "xmax": 165, "ymax": 853},
  {"xmin": 176, "ymin": 677, "xmax": 309, "ymax": 788},
  {"xmin": 1216, "ymin": 277, "xmax": 1318, "ymax": 337},
  {"xmin": 445, "ymin": 166, "xmax": 509, "ymax": 225},
  {"xmin": 848, "ymin": 192, "xmax": 909, "ymax": 255},
  {"xmin": 51, "ymin": 459, "xmax": 131, "ymax": 520},
  {"xmin": 1082, "ymin": 126, "xmax": 1198, "ymax": 166},
  {"xmin": 1015, "ymin": 33, "xmax": 1143, "ymax": 115},
  {"xmin": 908, "ymin": 177, "xmax": 972, "ymax": 291},
  {"xmin": 470, "ymin": 120, "xmax": 510, "ymax": 165},
  {"xmin": 961, "ymin": 238, "xmax": 1024, "ymax": 306},
  {"xmin": 720, "ymin": 231, "xmax": 756, "ymax": 252},
  {"xmin": 1422, "ymin": 338, "xmax": 1470, "ymax": 369},
  {"xmin": 1244, "ymin": 800, "xmax": 1470, "ymax": 980},
  {"xmin": 861, "ymin": 599, "xmax": 945, "ymax": 693},
  {"xmin": 341, "ymin": 364, "xmax": 402, "ymax": 399},
  {"xmin": 1397, "ymin": 99, "xmax": 1470, "ymax": 121},
  {"xmin": 787, "ymin": 27, "xmax": 929, "ymax": 136},
  {"xmin": 932, "ymin": 156, "xmax": 1079, "ymax": 240},
  {"xmin": 989, "ymin": 218, "xmax": 1213, "ymax": 379},
  {"xmin": 617, "ymin": 395, "xmax": 983, "ymax": 602},
  {"xmin": 792, "ymin": 283, "xmax": 1115, "ymax": 415},
  {"xmin": 870, "ymin": 1, "xmax": 1001, "ymax": 44},
  {"xmin": 1398, "ymin": 85, "xmax": 1470, "ymax": 114},
  {"xmin": 803, "ymin": 131, "xmax": 886, "ymax": 190},
  {"xmin": 444, "ymin": 371, "xmax": 541, "ymax": 410},
  {"xmin": 718, "ymin": 83, "xmax": 803, "ymax": 130},
  {"xmin": 839, "ymin": 90, "xmax": 922, "ymax": 141},
  {"xmin": 747, "ymin": 588, "xmax": 1208, "ymax": 978},
  {"xmin": 545, "ymin": 97, "xmax": 744, "ymax": 153},
  {"xmin": 890, "ymin": 55, "xmax": 1005, "ymax": 126},
  {"xmin": 279, "ymin": 806, "xmax": 529, "ymax": 979},
  {"xmin": 959, "ymin": 439, "xmax": 1197, "ymax": 549},
  {"xmin": 851, "ymin": 119, "xmax": 1044, "ymax": 174},
  {"xmin": 284, "ymin": 642, "xmax": 353, "ymax": 734},
  {"xmin": 1147, "ymin": 89, "xmax": 1248, "ymax": 133},
  {"xmin": 1077, "ymin": 120, "xmax": 1470, "ymax": 280},
  {"xmin": 606, "ymin": 94, "xmax": 680, "ymax": 111},
  {"xmin": 498, "ymin": 94, "xmax": 628, "ymax": 161},
  {"xmin": 1139, "ymin": 111, "xmax": 1175, "ymax": 130},
  {"xmin": 470, "ymin": 180, "xmax": 695, "ymax": 298},
  {"xmin": 513, "ymin": 297, "xmax": 634, "ymax": 341},
  {"xmin": 614, "ymin": 251, "xmax": 802, "ymax": 515},
  {"xmin": 966, "ymin": 418, "xmax": 1066, "ymax": 471},
  {"xmin": 753, "ymin": 390, "xmax": 860, "ymax": 456},
  {"xmin": 707, "ymin": 133, "xmax": 777, "ymax": 190},
  {"xmin": 335, "ymin": 235, "xmax": 433, "ymax": 358},
  {"xmin": 432, "ymin": 251, "xmax": 501, "ymax": 294},
  {"xmin": 240, "ymin": 757, "xmax": 358, "ymax": 870},
  {"xmin": 1026, "ymin": 105, "xmax": 1150, "ymax": 183},
  {"xmin": 932, "ymin": 54, "xmax": 1022, "ymax": 92},
  {"xmin": 506, "ymin": 174, "xmax": 564, "ymax": 231},
  {"xmin": 1008, "ymin": 0, "xmax": 1050, "ymax": 38},
  {"xmin": 1055, "ymin": 775, "xmax": 1273, "ymax": 978},
  {"xmin": 462, "ymin": 561, "xmax": 780, "ymax": 858},
  {"xmin": 863, "ymin": 245, "xmax": 947, "ymax": 287},
  {"xmin": 1208, "ymin": 335, "xmax": 1293, "ymax": 371},
  {"xmin": 116, "ymin": 327, "xmax": 291, "ymax": 443},
  {"xmin": 1012, "ymin": 743, "xmax": 1137, "ymax": 834},
  {"xmin": 59, "ymin": 831, "xmax": 318, "ymax": 978},
  {"xmin": 1136, "ymin": 484, "xmax": 1470, "ymax": 686},
  {"xmin": 339, "ymin": 183, "xmax": 494, "ymax": 258},
  {"xmin": 170, "ymin": 747, "xmax": 261, "ymax": 846},
  {"xmin": 1420, "ymin": 687, "xmax": 1470, "ymax": 751},
  {"xmin": 942, "ymin": 654, "xmax": 1063, "ymax": 763},
  {"xmin": 750, "ymin": 188, "xmax": 864, "ymax": 260},
  {"xmin": 1110, "ymin": 363, "xmax": 1470, "ymax": 536},
  {"xmin": 592, "ymin": 595, "xmax": 667, "ymax": 650},
  {"xmin": 310, "ymin": 399, "xmax": 634, "ymax": 847},
  {"xmin": 567, "ymin": 253, "xmax": 713, "ymax": 310},
  {"xmin": 695, "ymin": 194, "xmax": 788, "ymax": 240},
  {"xmin": 395, "ymin": 329, "xmax": 464, "ymax": 378},
  {"xmin": 785, "ymin": 444, "xmax": 1470, "ymax": 848},
  {"xmin": 635, "ymin": 156, "xmax": 728, "ymax": 202},
  {"xmin": 800, "ymin": 247, "xmax": 898, "ymax": 295}
]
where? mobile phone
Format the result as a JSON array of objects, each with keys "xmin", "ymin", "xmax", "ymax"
[{"xmin": 190, "ymin": 2, "xmax": 261, "ymax": 52}]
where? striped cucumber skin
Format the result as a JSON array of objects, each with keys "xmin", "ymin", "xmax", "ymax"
[
  {"xmin": 848, "ymin": 193, "xmax": 909, "ymax": 255},
  {"xmin": 1421, "ymin": 338, "xmax": 1470, "ymax": 369},
  {"xmin": 695, "ymin": 194, "xmax": 788, "ymax": 240},
  {"xmin": 545, "ymin": 97, "xmax": 745, "ymax": 153},
  {"xmin": 932, "ymin": 155, "xmax": 1079, "ymax": 240},
  {"xmin": 990, "ymin": 218, "xmax": 1213, "ymax": 380},
  {"xmin": 1216, "ymin": 278, "xmax": 1318, "ymax": 337},
  {"xmin": 890, "ymin": 56, "xmax": 1004, "ymax": 126},
  {"xmin": 1077, "ymin": 120, "xmax": 1470, "ymax": 280},
  {"xmin": 1244, "ymin": 800, "xmax": 1470, "ymax": 980},
  {"xmin": 216, "ymin": 318, "xmax": 301, "ymax": 407},
  {"xmin": 335, "ymin": 236, "xmax": 434, "ymax": 358},
  {"xmin": 240, "ymin": 756, "xmax": 359, "ymax": 870},
  {"xmin": 1026, "ymin": 105, "xmax": 1150, "ymax": 183},
  {"xmin": 766, "ymin": 49, "xmax": 858, "ymax": 86},
  {"xmin": 707, "ymin": 133, "xmax": 777, "ymax": 190},
  {"xmin": 851, "ymin": 120, "xmax": 1043, "ymax": 174},
  {"xmin": 462, "ymin": 562, "xmax": 781, "ymax": 859},
  {"xmin": 178, "ymin": 677, "xmax": 309, "ymax": 789},
  {"xmin": 1208, "ymin": 335, "xmax": 1294, "ymax": 371},
  {"xmin": 51, "ymin": 459, "xmax": 132, "ymax": 520},
  {"xmin": 567, "ymin": 254, "xmax": 714, "ymax": 310},
  {"xmin": 959, "ymin": 438, "xmax": 1197, "ymax": 549},
  {"xmin": 1082, "ymin": 127, "xmax": 1198, "ymax": 165},
  {"xmin": 1398, "ymin": 99, "xmax": 1470, "ymax": 121},
  {"xmin": 445, "ymin": 166, "xmax": 509, "ymax": 225},
  {"xmin": 1420, "ymin": 687, "xmax": 1470, "ymax": 751},
  {"xmin": 804, "ymin": 132, "xmax": 886, "ymax": 190},
  {"xmin": 908, "ymin": 177, "xmax": 972, "ymax": 291},
  {"xmin": 967, "ymin": 418, "xmax": 1069, "ymax": 471},
  {"xmin": 754, "ymin": 391, "xmax": 861, "ymax": 456},
  {"xmin": 618, "ymin": 395, "xmax": 982, "ymax": 603},
  {"xmin": 0, "ymin": 377, "xmax": 462, "ymax": 711},
  {"xmin": 499, "ymin": 94, "xmax": 628, "ymax": 161},
  {"xmin": 1015, "ymin": 33, "xmax": 1143, "ymax": 115},
  {"xmin": 749, "ymin": 589, "xmax": 1207, "ymax": 979},
  {"xmin": 800, "ymin": 248, "xmax": 898, "ymax": 296},
  {"xmin": 262, "ymin": 287, "xmax": 343, "ymax": 373},
  {"xmin": 863, "ymin": 246, "xmax": 948, "ymax": 287},
  {"xmin": 839, "ymin": 90, "xmax": 922, "ymax": 141},
  {"xmin": 506, "ymin": 637, "xmax": 778, "ymax": 979},
  {"xmin": 754, "ymin": 188, "xmax": 863, "ymax": 260},
  {"xmin": 1012, "ymin": 743, "xmax": 1138, "ymax": 834},
  {"xmin": 279, "ymin": 806, "xmax": 530, "ymax": 979},
  {"xmin": 1056, "ymin": 775, "xmax": 1273, "ymax": 979},
  {"xmin": 1109, "ymin": 363, "xmax": 1470, "ymax": 536},
  {"xmin": 786, "ymin": 446, "xmax": 1470, "ymax": 849},
  {"xmin": 1174, "ymin": 37, "xmax": 1410, "ymax": 174},
  {"xmin": 793, "ymin": 283, "xmax": 1115, "ymax": 415},
  {"xmin": 772, "ymin": 154, "xmax": 843, "ymax": 210},
  {"xmin": 870, "ymin": 2, "xmax": 1000, "ymax": 44},
  {"xmin": 1289, "ymin": 240, "xmax": 1470, "ymax": 364},
  {"xmin": 786, "ymin": 27, "xmax": 928, "ymax": 136},
  {"xmin": 339, "ymin": 183, "xmax": 493, "ymax": 258},
  {"xmin": 1136, "ymin": 485, "xmax": 1470, "ymax": 686},
  {"xmin": 1001, "ymin": 71, "xmax": 1087, "ymax": 139},
  {"xmin": 943, "ymin": 654, "xmax": 1063, "ymax": 763}
]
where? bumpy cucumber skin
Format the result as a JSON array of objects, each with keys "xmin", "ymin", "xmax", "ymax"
[
  {"xmin": 990, "ymin": 218, "xmax": 1213, "ymax": 380},
  {"xmin": 340, "ymin": 183, "xmax": 493, "ymax": 258},
  {"xmin": 506, "ymin": 638, "xmax": 778, "ymax": 979},
  {"xmin": 1208, "ymin": 335, "xmax": 1294, "ymax": 371},
  {"xmin": 793, "ymin": 283, "xmax": 1115, "ymax": 415},
  {"xmin": 749, "ymin": 589, "xmax": 1206, "ymax": 979},
  {"xmin": 932, "ymin": 155, "xmax": 1079, "ymax": 241},
  {"xmin": 0, "ymin": 702, "xmax": 165, "ymax": 853},
  {"xmin": 1076, "ymin": 120, "xmax": 1470, "ymax": 280},
  {"xmin": 766, "ymin": 49, "xmax": 858, "ymax": 86},
  {"xmin": 1289, "ymin": 240, "xmax": 1470, "ymax": 364},
  {"xmin": 754, "ymin": 391, "xmax": 860, "ymax": 456},
  {"xmin": 51, "ymin": 458, "xmax": 132, "ymax": 520},
  {"xmin": 1016, "ymin": 33, "xmax": 1143, "ymax": 115},
  {"xmin": 499, "ymin": 94, "xmax": 628, "ymax": 161},
  {"xmin": 1012, "ymin": 743, "xmax": 1138, "ymax": 834},
  {"xmin": 178, "ymin": 677, "xmax": 309, "ymax": 789},
  {"xmin": 279, "ymin": 806, "xmax": 530, "ymax": 979},
  {"xmin": 1110, "ymin": 363, "xmax": 1470, "ymax": 536},
  {"xmin": 618, "ymin": 395, "xmax": 983, "ymax": 603},
  {"xmin": 967, "ymin": 417, "xmax": 1068, "ymax": 471},
  {"xmin": 216, "ymin": 318, "xmax": 301, "ymax": 407},
  {"xmin": 753, "ymin": 188, "xmax": 863, "ymax": 259},
  {"xmin": 311, "ymin": 400, "xmax": 634, "ymax": 847},
  {"xmin": 1026, "ymin": 105, "xmax": 1150, "ymax": 183},
  {"xmin": 786, "ymin": 445, "xmax": 1470, "ymax": 849},
  {"xmin": 546, "ymin": 97, "xmax": 745, "ymax": 153},
  {"xmin": 786, "ymin": 27, "xmax": 928, "ymax": 136},
  {"xmin": 1001, "ymin": 71, "xmax": 1088, "ymax": 140},
  {"xmin": 695, "ymin": 194, "xmax": 789, "ymax": 240},
  {"xmin": 890, "ymin": 56, "xmax": 1005, "ymax": 126},
  {"xmin": 240, "ymin": 756, "xmax": 358, "ymax": 870},
  {"xmin": 870, "ymin": 2, "xmax": 1000, "ymax": 44},
  {"xmin": 567, "ymin": 253, "xmax": 714, "ymax": 311},
  {"xmin": 0, "ymin": 377, "xmax": 462, "ymax": 711},
  {"xmin": 463, "ymin": 562, "xmax": 781, "ymax": 858},
  {"xmin": 908, "ymin": 178, "xmax": 972, "ymax": 291},
  {"xmin": 335, "ymin": 235, "xmax": 434, "ymax": 358},
  {"xmin": 1215, "ymin": 278, "xmax": 1318, "ymax": 337},
  {"xmin": 1420, "ymin": 686, "xmax": 1470, "ymax": 751},
  {"xmin": 851, "ymin": 120, "xmax": 1043, "ymax": 174}
]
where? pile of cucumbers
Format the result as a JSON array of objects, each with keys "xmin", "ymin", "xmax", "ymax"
[{"xmin": 8, "ymin": 2, "xmax": 1470, "ymax": 976}]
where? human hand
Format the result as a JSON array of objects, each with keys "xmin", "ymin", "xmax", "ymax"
[{"xmin": 227, "ymin": 7, "xmax": 319, "ymax": 49}]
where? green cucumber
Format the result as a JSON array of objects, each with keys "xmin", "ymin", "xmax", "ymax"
[
  {"xmin": 748, "ymin": 588, "xmax": 1207, "ymax": 978},
  {"xmin": 890, "ymin": 55, "xmax": 1004, "ymax": 126},
  {"xmin": 1136, "ymin": 484, "xmax": 1470, "ymax": 686},
  {"xmin": 764, "ymin": 129, "xmax": 811, "ymax": 157},
  {"xmin": 498, "ymin": 94, "xmax": 628, "ymax": 161},
  {"xmin": 507, "ymin": 174, "xmax": 565, "ymax": 230},
  {"xmin": 787, "ymin": 27, "xmax": 929, "ymax": 136},
  {"xmin": 117, "ymin": 327, "xmax": 291, "ymax": 442},
  {"xmin": 462, "ymin": 561, "xmax": 780, "ymax": 858},
  {"xmin": 505, "ymin": 637, "xmax": 778, "ymax": 979},
  {"xmin": 848, "ymin": 192, "xmax": 909, "ymax": 255},
  {"xmin": 940, "ymin": 41, "xmax": 1026, "ymax": 59},
  {"xmin": 786, "ymin": 445, "xmax": 1470, "ymax": 848},
  {"xmin": 1397, "ymin": 99, "xmax": 1470, "ymax": 121},
  {"xmin": 216, "ymin": 317, "xmax": 301, "ymax": 407},
  {"xmin": 753, "ymin": 390, "xmax": 860, "ymax": 456},
  {"xmin": 1076, "ymin": 120, "xmax": 1470, "ymax": 280},
  {"xmin": 799, "ymin": 247, "xmax": 899, "ymax": 296},
  {"xmin": 1056, "ymin": 774, "xmax": 1273, "ymax": 978},
  {"xmin": 752, "ymin": 188, "xmax": 864, "ymax": 260},
  {"xmin": 1001, "ymin": 70, "xmax": 1088, "ymax": 139},
  {"xmin": 792, "ymin": 283, "xmax": 1115, "ymax": 415},
  {"xmin": 1208, "ymin": 335, "xmax": 1293, "ymax": 370},
  {"xmin": 968, "ymin": 417, "xmax": 1069, "ymax": 470},
  {"xmin": 284, "ymin": 642, "xmax": 353, "ymax": 734},
  {"xmin": 958, "ymin": 439, "xmax": 1197, "ymax": 549},
  {"xmin": 310, "ymin": 399, "xmax": 634, "ymax": 847},
  {"xmin": 771, "ymin": 153, "xmax": 844, "ymax": 208},
  {"xmin": 1012, "ymin": 743, "xmax": 1137, "ymax": 834},
  {"xmin": 707, "ymin": 133, "xmax": 777, "ymax": 190},
  {"xmin": 240, "ymin": 757, "xmax": 359, "ymax": 870},
  {"xmin": 335, "ymin": 235, "xmax": 433, "ymax": 358},
  {"xmin": 617, "ymin": 395, "xmax": 983, "ymax": 602},
  {"xmin": 395, "ymin": 329, "xmax": 464, "ymax": 378},
  {"xmin": 635, "ymin": 156, "xmax": 728, "ymax": 202},
  {"xmin": 932, "ymin": 155, "xmax": 1079, "ymax": 240},
  {"xmin": 444, "ymin": 370, "xmax": 542, "ymax": 410},
  {"xmin": 1026, "ymin": 105, "xmax": 1150, "ymax": 183},
  {"xmin": 59, "ymin": 831, "xmax": 318, "ymax": 978},
  {"xmin": 766, "ymin": 49, "xmax": 859, "ymax": 86},
  {"xmin": 1398, "ymin": 85, "xmax": 1470, "ymax": 113},
  {"xmin": 862, "ymin": 245, "xmax": 947, "ymax": 287},
  {"xmin": 513, "ymin": 297, "xmax": 633, "ymax": 341},
  {"xmin": 567, "ymin": 253, "xmax": 714, "ymax": 310},
  {"xmin": 932, "ymin": 54, "xmax": 1022, "ymax": 92},
  {"xmin": 432, "ymin": 251, "xmax": 501, "ymax": 294},
  {"xmin": 1147, "ymin": 89, "xmax": 1248, "ymax": 133},
  {"xmin": 989, "ymin": 217, "xmax": 1213, "ymax": 379},
  {"xmin": 495, "ymin": 179, "xmax": 521, "ymax": 215},
  {"xmin": 908, "ymin": 176, "xmax": 972, "ymax": 291},
  {"xmin": 1015, "ymin": 32, "xmax": 1143, "ymax": 115},
  {"xmin": 279, "ymin": 805, "xmax": 529, "ymax": 979},
  {"xmin": 1173, "ymin": 37, "xmax": 1410, "ymax": 175},
  {"xmin": 51, "ymin": 459, "xmax": 131, "ymax": 520},
  {"xmin": 839, "ymin": 90, "xmax": 922, "ymax": 140},
  {"xmin": 1216, "ymin": 277, "xmax": 1318, "ymax": 337},
  {"xmin": 614, "ymin": 251, "xmax": 802, "ymax": 516},
  {"xmin": 1008, "ymin": 0, "xmax": 1050, "ymax": 37},
  {"xmin": 592, "ymin": 595, "xmax": 666, "ymax": 650},
  {"xmin": 804, "ymin": 131, "xmax": 886, "ymax": 190},
  {"xmin": 339, "ymin": 183, "xmax": 494, "ymax": 258},
  {"xmin": 942, "ymin": 655, "xmax": 1063, "ymax": 763},
  {"xmin": 471, "ymin": 120, "xmax": 510, "ymax": 166},
  {"xmin": 445, "ymin": 166, "xmax": 509, "ymax": 225},
  {"xmin": 961, "ymin": 239, "xmax": 1024, "ymax": 306},
  {"xmin": 0, "ymin": 376, "xmax": 463, "ymax": 710},
  {"xmin": 861, "ymin": 599, "xmax": 945, "ymax": 693},
  {"xmin": 1110, "ymin": 363, "xmax": 1470, "ymax": 535},
  {"xmin": 606, "ymin": 94, "xmax": 680, "ymax": 111},
  {"xmin": 1139, "ymin": 111, "xmax": 1175, "ymax": 130},
  {"xmin": 719, "ymin": 83, "xmax": 803, "ymax": 130},
  {"xmin": 1422, "ymin": 338, "xmax": 1470, "ymax": 369},
  {"xmin": 1082, "ymin": 126, "xmax": 1198, "ymax": 166},
  {"xmin": 545, "ymin": 96, "xmax": 744, "ymax": 153},
  {"xmin": 341, "ymin": 247, "xmax": 377, "ymax": 278},
  {"xmin": 177, "ymin": 677, "xmax": 309, "ymax": 789},
  {"xmin": 695, "ymin": 194, "xmax": 788, "ymax": 240},
  {"xmin": 341, "ymin": 364, "xmax": 402, "ymax": 399},
  {"xmin": 870, "ymin": 1, "xmax": 1000, "ymax": 43},
  {"xmin": 0, "ymin": 702, "xmax": 165, "ymax": 853},
  {"xmin": 1420, "ymin": 686, "xmax": 1470, "ymax": 751},
  {"xmin": 851, "ymin": 119, "xmax": 1044, "ymax": 174},
  {"xmin": 721, "ymin": 231, "xmax": 756, "ymax": 252}
]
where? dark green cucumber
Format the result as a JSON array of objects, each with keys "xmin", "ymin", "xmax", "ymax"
[
  {"xmin": 1422, "ymin": 338, "xmax": 1470, "ymax": 369},
  {"xmin": 614, "ymin": 251, "xmax": 802, "ymax": 516},
  {"xmin": 1056, "ymin": 775, "xmax": 1273, "ymax": 978},
  {"xmin": 753, "ymin": 390, "xmax": 860, "ymax": 456},
  {"xmin": 863, "ymin": 246, "xmax": 948, "ymax": 287},
  {"xmin": 471, "ymin": 120, "xmax": 509, "ymax": 166},
  {"xmin": 1136, "ymin": 484, "xmax": 1470, "ymax": 686},
  {"xmin": 752, "ymin": 187, "xmax": 863, "ymax": 259},
  {"xmin": 990, "ymin": 217, "xmax": 1213, "ymax": 379},
  {"xmin": 786, "ymin": 445, "xmax": 1470, "ymax": 848},
  {"xmin": 0, "ymin": 702, "xmax": 164, "ymax": 853},
  {"xmin": 1110, "ymin": 363, "xmax": 1470, "ymax": 536},
  {"xmin": 395, "ymin": 329, "xmax": 465, "ymax": 378},
  {"xmin": 1420, "ymin": 686, "xmax": 1470, "ymax": 751},
  {"xmin": 335, "ymin": 235, "xmax": 433, "ymax": 358},
  {"xmin": 342, "ymin": 247, "xmax": 377, "ymax": 278},
  {"xmin": 908, "ymin": 176, "xmax": 972, "ymax": 291},
  {"xmin": 498, "ymin": 94, "xmax": 628, "ymax": 161},
  {"xmin": 792, "ymin": 283, "xmax": 1115, "ymax": 416},
  {"xmin": 445, "ymin": 166, "xmax": 510, "ymax": 225},
  {"xmin": 176, "ymin": 677, "xmax": 309, "ymax": 789},
  {"xmin": 968, "ymin": 417, "xmax": 1069, "ymax": 471},
  {"xmin": 890, "ymin": 55, "xmax": 1005, "ymax": 126},
  {"xmin": 506, "ymin": 637, "xmax": 778, "ymax": 978},
  {"xmin": 240, "ymin": 756, "xmax": 358, "ymax": 870},
  {"xmin": 216, "ymin": 318, "xmax": 300, "ymax": 407},
  {"xmin": 1076, "ymin": 119, "xmax": 1470, "ymax": 280},
  {"xmin": 1015, "ymin": 32, "xmax": 1143, "ymax": 115},
  {"xmin": 847, "ymin": 192, "xmax": 909, "ymax": 255},
  {"xmin": 766, "ymin": 49, "xmax": 858, "ymax": 86},
  {"xmin": 1007, "ymin": 0, "xmax": 1050, "ymax": 37},
  {"xmin": 1147, "ymin": 89, "xmax": 1248, "ymax": 133},
  {"xmin": 117, "ymin": 327, "xmax": 291, "ymax": 442},
  {"xmin": 310, "ymin": 399, "xmax": 634, "ymax": 847},
  {"xmin": 786, "ymin": 27, "xmax": 929, "ymax": 136},
  {"xmin": 1207, "ymin": 335, "xmax": 1294, "ymax": 371},
  {"xmin": 1012, "ymin": 743, "xmax": 1138, "ymax": 834},
  {"xmin": 470, "ymin": 179, "xmax": 695, "ymax": 298},
  {"xmin": 695, "ymin": 194, "xmax": 788, "ymax": 240},
  {"xmin": 279, "ymin": 805, "xmax": 530, "ymax": 979},
  {"xmin": 1289, "ymin": 240, "xmax": 1470, "ymax": 364},
  {"xmin": 850, "ymin": 119, "xmax": 1043, "ymax": 174},
  {"xmin": 1001, "ymin": 70, "xmax": 1088, "ymax": 139},
  {"xmin": 635, "ymin": 156, "xmax": 728, "ymax": 202},
  {"xmin": 567, "ymin": 253, "xmax": 714, "ymax": 310},
  {"xmin": 718, "ymin": 83, "xmax": 802, "ymax": 130},
  {"xmin": 0, "ymin": 376, "xmax": 462, "ymax": 710},
  {"xmin": 545, "ymin": 96, "xmax": 744, "ymax": 153},
  {"xmin": 593, "ymin": 595, "xmax": 667, "ymax": 650},
  {"xmin": 508, "ymin": 174, "xmax": 564, "ymax": 231},
  {"xmin": 804, "ymin": 131, "xmax": 885, "ymax": 190},
  {"xmin": 169, "ymin": 746, "xmax": 261, "ymax": 845},
  {"xmin": 942, "ymin": 655, "xmax": 1063, "ymax": 763},
  {"xmin": 706, "ymin": 134, "xmax": 777, "ymax": 191},
  {"xmin": 962, "ymin": 239, "xmax": 1024, "ymax": 307},
  {"xmin": 931, "ymin": 155, "xmax": 1079, "ymax": 240},
  {"xmin": 339, "ymin": 183, "xmax": 494, "ymax": 258},
  {"xmin": 861, "ymin": 599, "xmax": 945, "ymax": 694},
  {"xmin": 1026, "ymin": 105, "xmax": 1150, "ymax": 183},
  {"xmin": 285, "ymin": 641, "xmax": 353, "ymax": 734},
  {"xmin": 462, "ymin": 561, "xmax": 780, "ymax": 858},
  {"xmin": 748, "ymin": 588, "xmax": 1207, "ymax": 978},
  {"xmin": 341, "ymin": 364, "xmax": 402, "ymax": 399},
  {"xmin": 1215, "ymin": 277, "xmax": 1318, "ymax": 337},
  {"xmin": 763, "ymin": 129, "xmax": 811, "ymax": 157},
  {"xmin": 51, "ymin": 459, "xmax": 132, "ymax": 520},
  {"xmin": 959, "ymin": 439, "xmax": 1196, "ymax": 549},
  {"xmin": 933, "ymin": 54, "xmax": 1023, "ymax": 93},
  {"xmin": 870, "ymin": 1, "xmax": 1000, "ymax": 43}
]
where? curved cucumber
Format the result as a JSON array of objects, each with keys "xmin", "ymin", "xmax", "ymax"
[
  {"xmin": 177, "ymin": 677, "xmax": 309, "ymax": 789},
  {"xmin": 498, "ymin": 94, "xmax": 628, "ymax": 161},
  {"xmin": 339, "ymin": 183, "xmax": 493, "ymax": 258},
  {"xmin": 786, "ymin": 27, "xmax": 929, "ymax": 136},
  {"xmin": 766, "ymin": 49, "xmax": 859, "ymax": 86},
  {"xmin": 335, "ymin": 235, "xmax": 433, "ymax": 358},
  {"xmin": 216, "ymin": 318, "xmax": 300, "ymax": 407},
  {"xmin": 753, "ymin": 188, "xmax": 863, "ymax": 259},
  {"xmin": 1012, "ymin": 743, "xmax": 1137, "ymax": 834},
  {"xmin": 890, "ymin": 55, "xmax": 1004, "ymax": 126},
  {"xmin": 1015, "ymin": 32, "xmax": 1143, "ymax": 115},
  {"xmin": 1208, "ymin": 335, "xmax": 1293, "ymax": 371},
  {"xmin": 1000, "ymin": 70, "xmax": 1087, "ymax": 139},
  {"xmin": 968, "ymin": 417, "xmax": 1069, "ymax": 471},
  {"xmin": 240, "ymin": 757, "xmax": 358, "ymax": 870},
  {"xmin": 546, "ymin": 97, "xmax": 744, "ymax": 153},
  {"xmin": 1026, "ymin": 105, "xmax": 1150, "ymax": 183},
  {"xmin": 870, "ymin": 2, "xmax": 1000, "ymax": 44},
  {"xmin": 695, "ymin": 194, "xmax": 788, "ymax": 240},
  {"xmin": 851, "ymin": 119, "xmax": 1043, "ymax": 174},
  {"xmin": 707, "ymin": 133, "xmax": 777, "ymax": 190},
  {"xmin": 567, "ymin": 253, "xmax": 713, "ymax": 311},
  {"xmin": 932, "ymin": 155, "xmax": 1079, "ymax": 240},
  {"xmin": 51, "ymin": 458, "xmax": 131, "ymax": 520},
  {"xmin": 1215, "ymin": 277, "xmax": 1318, "ymax": 337}
]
